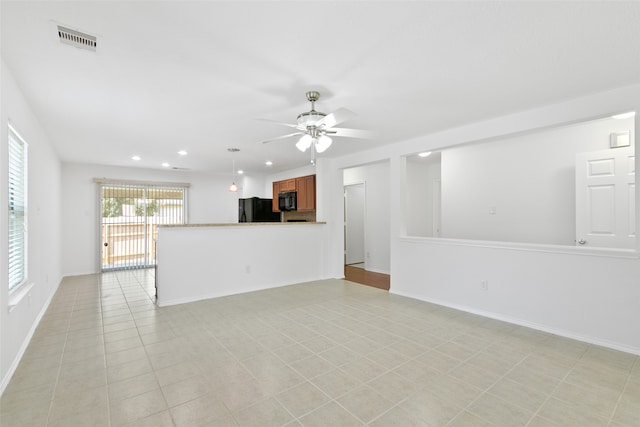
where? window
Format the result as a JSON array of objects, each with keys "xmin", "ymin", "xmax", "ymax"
[{"xmin": 8, "ymin": 125, "xmax": 27, "ymax": 291}]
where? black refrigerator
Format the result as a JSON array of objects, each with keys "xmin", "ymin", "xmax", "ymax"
[{"xmin": 238, "ymin": 197, "xmax": 281, "ymax": 222}]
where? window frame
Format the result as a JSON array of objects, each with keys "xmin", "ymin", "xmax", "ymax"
[{"xmin": 8, "ymin": 124, "xmax": 28, "ymax": 292}]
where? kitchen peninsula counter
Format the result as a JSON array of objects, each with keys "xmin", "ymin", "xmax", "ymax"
[
  {"xmin": 155, "ymin": 221, "xmax": 328, "ymax": 307},
  {"xmin": 160, "ymin": 221, "xmax": 326, "ymax": 228}
]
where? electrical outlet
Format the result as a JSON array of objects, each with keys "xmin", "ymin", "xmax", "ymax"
[
  {"xmin": 481, "ymin": 280, "xmax": 488, "ymax": 290},
  {"xmin": 245, "ymin": 265, "xmax": 251, "ymax": 274}
]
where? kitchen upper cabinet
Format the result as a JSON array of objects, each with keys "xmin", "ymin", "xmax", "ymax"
[
  {"xmin": 281, "ymin": 179, "xmax": 296, "ymax": 192},
  {"xmin": 272, "ymin": 174, "xmax": 316, "ymax": 212},
  {"xmin": 272, "ymin": 181, "xmax": 281, "ymax": 212},
  {"xmin": 296, "ymin": 175, "xmax": 316, "ymax": 211}
]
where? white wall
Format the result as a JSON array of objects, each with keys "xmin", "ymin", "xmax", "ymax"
[
  {"xmin": 61, "ymin": 163, "xmax": 266, "ymax": 275},
  {"xmin": 393, "ymin": 238, "xmax": 640, "ymax": 354},
  {"xmin": 240, "ymin": 172, "xmax": 269, "ymax": 198},
  {"xmin": 441, "ymin": 116, "xmax": 635, "ymax": 245},
  {"xmin": 406, "ymin": 153, "xmax": 441, "ymax": 237},
  {"xmin": 343, "ymin": 162, "xmax": 391, "ymax": 274},
  {"xmin": 1, "ymin": 60, "xmax": 62, "ymax": 393},
  {"xmin": 156, "ymin": 223, "xmax": 328, "ymax": 307},
  {"xmin": 318, "ymin": 83, "xmax": 640, "ymax": 354}
]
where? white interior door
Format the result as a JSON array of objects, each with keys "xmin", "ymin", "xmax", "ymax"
[
  {"xmin": 345, "ymin": 183, "xmax": 365, "ymax": 265},
  {"xmin": 575, "ymin": 147, "xmax": 635, "ymax": 249}
]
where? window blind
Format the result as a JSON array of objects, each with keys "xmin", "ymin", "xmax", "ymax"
[{"xmin": 8, "ymin": 126, "xmax": 27, "ymax": 291}]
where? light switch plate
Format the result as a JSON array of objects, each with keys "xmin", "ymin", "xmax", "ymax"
[{"xmin": 610, "ymin": 130, "xmax": 631, "ymax": 148}]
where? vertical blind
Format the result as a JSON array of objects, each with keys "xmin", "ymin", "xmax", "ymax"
[
  {"xmin": 99, "ymin": 181, "xmax": 187, "ymax": 270},
  {"xmin": 8, "ymin": 126, "xmax": 27, "ymax": 291}
]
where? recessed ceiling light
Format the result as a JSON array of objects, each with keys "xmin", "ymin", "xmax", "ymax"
[
  {"xmin": 611, "ymin": 111, "xmax": 636, "ymax": 119},
  {"xmin": 237, "ymin": 170, "xmax": 244, "ymax": 174},
  {"xmin": 418, "ymin": 152, "xmax": 432, "ymax": 158},
  {"xmin": 177, "ymin": 150, "xmax": 188, "ymax": 156},
  {"xmin": 161, "ymin": 162, "xmax": 170, "ymax": 167},
  {"xmin": 265, "ymin": 161, "xmax": 273, "ymax": 166},
  {"xmin": 131, "ymin": 155, "xmax": 141, "ymax": 161}
]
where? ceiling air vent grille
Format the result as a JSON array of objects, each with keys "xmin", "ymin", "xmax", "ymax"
[{"xmin": 57, "ymin": 25, "xmax": 97, "ymax": 51}]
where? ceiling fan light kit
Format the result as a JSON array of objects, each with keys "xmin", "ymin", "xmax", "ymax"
[
  {"xmin": 296, "ymin": 134, "xmax": 312, "ymax": 152},
  {"xmin": 315, "ymin": 135, "xmax": 332, "ymax": 153},
  {"xmin": 263, "ymin": 91, "xmax": 362, "ymax": 164}
]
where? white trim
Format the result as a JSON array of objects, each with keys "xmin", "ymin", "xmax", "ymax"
[
  {"xmin": 390, "ymin": 289, "xmax": 640, "ymax": 356},
  {"xmin": 8, "ymin": 282, "xmax": 34, "ymax": 313},
  {"xmin": 157, "ymin": 279, "xmax": 321, "ymax": 308},
  {"xmin": 398, "ymin": 236, "xmax": 639, "ymax": 259},
  {"xmin": 92, "ymin": 178, "xmax": 190, "ymax": 187}
]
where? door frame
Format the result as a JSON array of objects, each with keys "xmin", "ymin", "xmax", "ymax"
[{"xmin": 96, "ymin": 181, "xmax": 188, "ymax": 271}]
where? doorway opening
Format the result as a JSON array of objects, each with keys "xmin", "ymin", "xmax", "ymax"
[
  {"xmin": 343, "ymin": 182, "xmax": 390, "ymax": 290},
  {"xmin": 99, "ymin": 182, "xmax": 187, "ymax": 271},
  {"xmin": 344, "ymin": 183, "xmax": 365, "ymax": 267}
]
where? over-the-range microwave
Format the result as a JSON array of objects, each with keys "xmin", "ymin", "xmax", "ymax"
[{"xmin": 278, "ymin": 191, "xmax": 297, "ymax": 211}]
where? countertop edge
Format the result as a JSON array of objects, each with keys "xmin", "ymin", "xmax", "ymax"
[{"xmin": 159, "ymin": 222, "xmax": 327, "ymax": 228}]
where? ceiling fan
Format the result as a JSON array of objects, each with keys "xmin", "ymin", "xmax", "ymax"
[{"xmin": 262, "ymin": 91, "xmax": 367, "ymax": 163}]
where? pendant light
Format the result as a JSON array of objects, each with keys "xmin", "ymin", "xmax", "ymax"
[{"xmin": 228, "ymin": 148, "xmax": 240, "ymax": 192}]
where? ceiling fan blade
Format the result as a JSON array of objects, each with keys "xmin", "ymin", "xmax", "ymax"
[
  {"xmin": 316, "ymin": 108, "xmax": 356, "ymax": 128},
  {"xmin": 326, "ymin": 128, "xmax": 371, "ymax": 139},
  {"xmin": 261, "ymin": 132, "xmax": 304, "ymax": 144},
  {"xmin": 257, "ymin": 118, "xmax": 299, "ymax": 129}
]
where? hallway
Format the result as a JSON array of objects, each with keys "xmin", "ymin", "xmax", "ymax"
[{"xmin": 344, "ymin": 265, "xmax": 390, "ymax": 291}]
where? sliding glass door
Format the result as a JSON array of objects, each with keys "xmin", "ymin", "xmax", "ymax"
[{"xmin": 99, "ymin": 182, "xmax": 187, "ymax": 271}]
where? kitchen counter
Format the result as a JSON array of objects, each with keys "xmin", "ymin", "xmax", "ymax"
[
  {"xmin": 155, "ymin": 221, "xmax": 328, "ymax": 307},
  {"xmin": 160, "ymin": 222, "xmax": 326, "ymax": 228}
]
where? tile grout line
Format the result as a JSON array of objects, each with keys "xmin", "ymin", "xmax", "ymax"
[
  {"xmin": 121, "ymin": 270, "xmax": 175, "ymax": 427},
  {"xmin": 44, "ymin": 283, "xmax": 77, "ymax": 427},
  {"xmin": 13, "ymin": 272, "xmax": 638, "ymax": 427},
  {"xmin": 606, "ymin": 355, "xmax": 638, "ymax": 427},
  {"xmin": 523, "ymin": 344, "xmax": 589, "ymax": 427},
  {"xmin": 102, "ymin": 274, "xmax": 113, "ymax": 427},
  {"xmin": 105, "ymin": 270, "xmax": 168, "ymax": 427}
]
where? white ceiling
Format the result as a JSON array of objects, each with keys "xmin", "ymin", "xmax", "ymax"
[{"xmin": 2, "ymin": 1, "xmax": 640, "ymax": 174}]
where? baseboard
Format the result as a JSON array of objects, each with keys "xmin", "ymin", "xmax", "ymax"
[
  {"xmin": 390, "ymin": 289, "xmax": 640, "ymax": 356},
  {"xmin": 157, "ymin": 277, "xmax": 325, "ymax": 308},
  {"xmin": 62, "ymin": 270, "xmax": 99, "ymax": 277},
  {"xmin": 0, "ymin": 277, "xmax": 62, "ymax": 397}
]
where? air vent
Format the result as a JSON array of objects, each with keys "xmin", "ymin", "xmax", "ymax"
[{"xmin": 57, "ymin": 25, "xmax": 97, "ymax": 51}]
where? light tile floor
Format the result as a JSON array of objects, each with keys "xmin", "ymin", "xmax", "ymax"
[{"xmin": 1, "ymin": 269, "xmax": 639, "ymax": 426}]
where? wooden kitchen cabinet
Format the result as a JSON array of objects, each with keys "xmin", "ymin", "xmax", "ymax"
[
  {"xmin": 272, "ymin": 179, "xmax": 297, "ymax": 211},
  {"xmin": 272, "ymin": 181, "xmax": 282, "ymax": 212},
  {"xmin": 296, "ymin": 175, "xmax": 316, "ymax": 211},
  {"xmin": 281, "ymin": 179, "xmax": 296, "ymax": 192},
  {"xmin": 272, "ymin": 174, "xmax": 316, "ymax": 212}
]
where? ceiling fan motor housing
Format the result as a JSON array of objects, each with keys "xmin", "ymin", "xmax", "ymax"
[
  {"xmin": 297, "ymin": 91, "xmax": 326, "ymax": 129},
  {"xmin": 305, "ymin": 91, "xmax": 320, "ymax": 102},
  {"xmin": 297, "ymin": 111, "xmax": 326, "ymax": 128}
]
